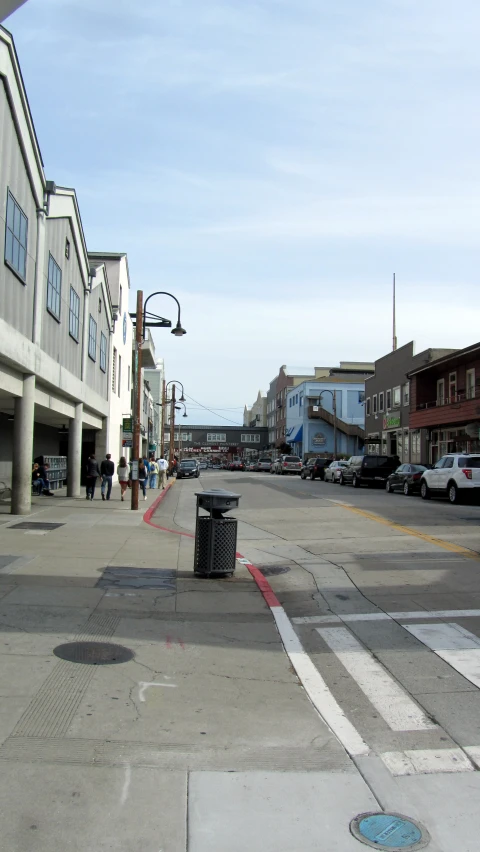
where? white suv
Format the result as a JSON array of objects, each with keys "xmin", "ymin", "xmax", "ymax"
[{"xmin": 420, "ymin": 454, "xmax": 480, "ymax": 504}]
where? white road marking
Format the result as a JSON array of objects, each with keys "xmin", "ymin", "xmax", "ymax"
[
  {"xmin": 138, "ymin": 681, "xmax": 177, "ymax": 702},
  {"xmin": 271, "ymin": 607, "xmax": 369, "ymax": 756},
  {"xmin": 403, "ymin": 622, "xmax": 480, "ymax": 689},
  {"xmin": 381, "ymin": 748, "xmax": 474, "ymax": 776},
  {"xmin": 317, "ymin": 627, "xmax": 435, "ymax": 731},
  {"xmin": 391, "ymin": 609, "xmax": 480, "ymax": 620},
  {"xmin": 120, "ymin": 763, "xmax": 131, "ymax": 805},
  {"xmin": 293, "ymin": 609, "xmax": 480, "ymax": 624},
  {"xmin": 293, "ymin": 615, "xmax": 342, "ymax": 624}
]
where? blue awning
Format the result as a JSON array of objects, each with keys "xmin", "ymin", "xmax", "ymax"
[{"xmin": 288, "ymin": 425, "xmax": 303, "ymax": 444}]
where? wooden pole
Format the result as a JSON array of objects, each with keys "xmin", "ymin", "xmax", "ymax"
[
  {"xmin": 131, "ymin": 289, "xmax": 143, "ymax": 510},
  {"xmin": 160, "ymin": 378, "xmax": 166, "ymax": 458},
  {"xmin": 169, "ymin": 384, "xmax": 176, "ymax": 469}
]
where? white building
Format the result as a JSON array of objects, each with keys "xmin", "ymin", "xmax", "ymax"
[
  {"xmin": 144, "ymin": 359, "xmax": 165, "ymax": 457},
  {"xmin": 244, "ymin": 390, "xmax": 267, "ymax": 428}
]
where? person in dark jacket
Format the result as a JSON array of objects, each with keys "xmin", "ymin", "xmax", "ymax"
[
  {"xmin": 100, "ymin": 454, "xmax": 115, "ymax": 501},
  {"xmin": 86, "ymin": 454, "xmax": 101, "ymax": 500}
]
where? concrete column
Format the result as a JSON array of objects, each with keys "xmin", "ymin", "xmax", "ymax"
[
  {"xmin": 11, "ymin": 374, "xmax": 35, "ymax": 515},
  {"xmin": 67, "ymin": 402, "xmax": 83, "ymax": 498},
  {"xmin": 32, "ymin": 209, "xmax": 46, "ymax": 345}
]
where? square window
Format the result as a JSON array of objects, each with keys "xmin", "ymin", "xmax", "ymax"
[
  {"xmin": 69, "ymin": 287, "xmax": 80, "ymax": 341},
  {"xmin": 47, "ymin": 254, "xmax": 62, "ymax": 320},
  {"xmin": 88, "ymin": 315, "xmax": 97, "ymax": 360},
  {"xmin": 100, "ymin": 333, "xmax": 107, "ymax": 372},
  {"xmin": 5, "ymin": 190, "xmax": 28, "ymax": 281}
]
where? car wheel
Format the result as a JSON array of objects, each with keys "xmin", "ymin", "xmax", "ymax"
[
  {"xmin": 448, "ymin": 482, "xmax": 460, "ymax": 504},
  {"xmin": 420, "ymin": 480, "xmax": 430, "ymax": 500},
  {"xmin": 301, "ymin": 472, "xmax": 305, "ymax": 480},
  {"xmin": 352, "ymin": 474, "xmax": 359, "ymax": 488},
  {"xmin": 310, "ymin": 472, "xmax": 315, "ymax": 480},
  {"xmin": 403, "ymin": 481, "xmax": 410, "ymax": 496},
  {"xmin": 386, "ymin": 480, "xmax": 392, "ymax": 493}
]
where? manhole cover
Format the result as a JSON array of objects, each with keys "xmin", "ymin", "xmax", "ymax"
[
  {"xmin": 350, "ymin": 812, "xmax": 430, "ymax": 850},
  {"xmin": 259, "ymin": 565, "xmax": 291, "ymax": 577},
  {"xmin": 97, "ymin": 567, "xmax": 176, "ymax": 590},
  {"xmin": 9, "ymin": 522, "xmax": 64, "ymax": 531},
  {"xmin": 53, "ymin": 642, "xmax": 134, "ymax": 665}
]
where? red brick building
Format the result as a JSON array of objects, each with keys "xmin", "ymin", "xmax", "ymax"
[{"xmin": 409, "ymin": 342, "xmax": 480, "ymax": 462}]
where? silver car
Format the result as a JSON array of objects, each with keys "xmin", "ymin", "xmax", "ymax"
[
  {"xmin": 257, "ymin": 457, "xmax": 273, "ymax": 472},
  {"xmin": 324, "ymin": 460, "xmax": 349, "ymax": 483}
]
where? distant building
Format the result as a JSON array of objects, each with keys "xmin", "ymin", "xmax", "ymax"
[
  {"xmin": 163, "ymin": 425, "xmax": 268, "ymax": 459},
  {"xmin": 244, "ymin": 390, "xmax": 267, "ymax": 428}
]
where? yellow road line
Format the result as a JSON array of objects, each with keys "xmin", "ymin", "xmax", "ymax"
[{"xmin": 335, "ymin": 502, "xmax": 480, "ymax": 559}]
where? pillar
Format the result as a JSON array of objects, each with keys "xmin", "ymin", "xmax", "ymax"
[
  {"xmin": 67, "ymin": 402, "xmax": 83, "ymax": 498},
  {"xmin": 11, "ymin": 374, "xmax": 35, "ymax": 515}
]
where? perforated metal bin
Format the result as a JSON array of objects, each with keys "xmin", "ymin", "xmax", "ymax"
[{"xmin": 194, "ymin": 490, "xmax": 241, "ymax": 577}]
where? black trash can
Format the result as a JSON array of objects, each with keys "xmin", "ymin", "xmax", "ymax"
[{"xmin": 194, "ymin": 490, "xmax": 241, "ymax": 577}]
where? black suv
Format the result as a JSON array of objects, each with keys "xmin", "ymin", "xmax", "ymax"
[
  {"xmin": 340, "ymin": 454, "xmax": 399, "ymax": 488},
  {"xmin": 176, "ymin": 460, "xmax": 200, "ymax": 479},
  {"xmin": 300, "ymin": 457, "xmax": 330, "ymax": 481}
]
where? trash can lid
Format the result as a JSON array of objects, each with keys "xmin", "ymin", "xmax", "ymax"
[{"xmin": 195, "ymin": 489, "xmax": 241, "ymax": 499}]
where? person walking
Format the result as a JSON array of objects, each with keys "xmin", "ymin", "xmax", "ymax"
[
  {"xmin": 117, "ymin": 457, "xmax": 130, "ymax": 502},
  {"xmin": 157, "ymin": 457, "xmax": 168, "ymax": 490},
  {"xmin": 100, "ymin": 453, "xmax": 115, "ymax": 501},
  {"xmin": 149, "ymin": 458, "xmax": 159, "ymax": 489},
  {"xmin": 138, "ymin": 459, "xmax": 148, "ymax": 500},
  {"xmin": 85, "ymin": 454, "xmax": 101, "ymax": 500}
]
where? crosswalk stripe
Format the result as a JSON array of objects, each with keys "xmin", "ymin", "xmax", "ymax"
[
  {"xmin": 381, "ymin": 748, "xmax": 474, "ymax": 776},
  {"xmin": 317, "ymin": 627, "xmax": 436, "ymax": 732},
  {"xmin": 293, "ymin": 609, "xmax": 480, "ymax": 625},
  {"xmin": 403, "ymin": 622, "xmax": 480, "ymax": 689}
]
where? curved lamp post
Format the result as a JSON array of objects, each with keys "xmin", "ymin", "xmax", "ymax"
[
  {"xmin": 142, "ymin": 292, "xmax": 187, "ymax": 341},
  {"xmin": 316, "ymin": 389, "xmax": 337, "ymax": 458}
]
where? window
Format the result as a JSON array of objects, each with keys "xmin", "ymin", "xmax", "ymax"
[
  {"xmin": 69, "ymin": 286, "xmax": 80, "ymax": 341},
  {"xmin": 443, "ymin": 456, "xmax": 454, "ymax": 469},
  {"xmin": 449, "ymin": 371, "xmax": 457, "ymax": 402},
  {"xmin": 118, "ymin": 354, "xmax": 122, "ymax": 396},
  {"xmin": 378, "ymin": 391, "xmax": 384, "ymax": 412},
  {"xmin": 403, "ymin": 382, "xmax": 410, "ymax": 406},
  {"xmin": 295, "ymin": 394, "xmax": 298, "ymax": 404},
  {"xmin": 100, "ymin": 333, "xmax": 107, "ymax": 372},
  {"xmin": 289, "ymin": 398, "xmax": 292, "ymax": 408},
  {"xmin": 207, "ymin": 433, "xmax": 227, "ymax": 443},
  {"xmin": 88, "ymin": 315, "xmax": 97, "ymax": 360},
  {"xmin": 65, "ymin": 238, "xmax": 70, "ymax": 259},
  {"xmin": 127, "ymin": 365, "xmax": 131, "ymax": 391},
  {"xmin": 466, "ymin": 368, "xmax": 475, "ymax": 399},
  {"xmin": 386, "ymin": 389, "xmax": 392, "ymax": 409},
  {"xmin": 112, "ymin": 348, "xmax": 117, "ymax": 392},
  {"xmin": 366, "ymin": 397, "xmax": 371, "ymax": 416},
  {"xmin": 437, "ymin": 378, "xmax": 445, "ymax": 405},
  {"xmin": 98, "ymin": 297, "xmax": 102, "ymax": 314},
  {"xmin": 393, "ymin": 386, "xmax": 401, "ymax": 407},
  {"xmin": 358, "ymin": 391, "xmax": 365, "ymax": 404},
  {"xmin": 173, "ymin": 432, "xmax": 192, "ymax": 441},
  {"xmin": 4, "ymin": 190, "xmax": 28, "ymax": 281},
  {"xmin": 47, "ymin": 253, "xmax": 62, "ymax": 320},
  {"xmin": 299, "ymin": 395, "xmax": 303, "ymax": 408},
  {"xmin": 373, "ymin": 394, "xmax": 377, "ymax": 414},
  {"xmin": 241, "ymin": 434, "xmax": 261, "ymax": 443}
]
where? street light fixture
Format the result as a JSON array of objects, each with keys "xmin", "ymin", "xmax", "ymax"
[
  {"xmin": 142, "ymin": 292, "xmax": 187, "ymax": 341},
  {"xmin": 317, "ymin": 389, "xmax": 337, "ymax": 459}
]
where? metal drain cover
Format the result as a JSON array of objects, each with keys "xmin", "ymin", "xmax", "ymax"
[
  {"xmin": 53, "ymin": 641, "xmax": 134, "ymax": 665},
  {"xmin": 259, "ymin": 565, "xmax": 291, "ymax": 577},
  {"xmin": 350, "ymin": 812, "xmax": 430, "ymax": 850},
  {"xmin": 97, "ymin": 567, "xmax": 176, "ymax": 590},
  {"xmin": 9, "ymin": 522, "xmax": 64, "ymax": 531}
]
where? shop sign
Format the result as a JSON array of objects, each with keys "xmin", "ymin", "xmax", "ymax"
[
  {"xmin": 383, "ymin": 413, "xmax": 401, "ymax": 430},
  {"xmin": 122, "ymin": 417, "xmax": 133, "ymax": 433},
  {"xmin": 312, "ymin": 432, "xmax": 327, "ymax": 446},
  {"xmin": 122, "ymin": 438, "xmax": 133, "ymax": 448}
]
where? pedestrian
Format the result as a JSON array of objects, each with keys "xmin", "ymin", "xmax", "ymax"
[
  {"xmin": 149, "ymin": 458, "xmax": 159, "ymax": 489},
  {"xmin": 32, "ymin": 462, "xmax": 46, "ymax": 495},
  {"xmin": 117, "ymin": 456, "xmax": 129, "ymax": 502},
  {"xmin": 35, "ymin": 461, "xmax": 54, "ymax": 495},
  {"xmin": 85, "ymin": 454, "xmax": 101, "ymax": 500},
  {"xmin": 138, "ymin": 459, "xmax": 148, "ymax": 500},
  {"xmin": 100, "ymin": 453, "xmax": 115, "ymax": 501},
  {"xmin": 157, "ymin": 457, "xmax": 168, "ymax": 490}
]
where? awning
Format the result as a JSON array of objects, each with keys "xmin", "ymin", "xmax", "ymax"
[{"xmin": 288, "ymin": 425, "xmax": 303, "ymax": 444}]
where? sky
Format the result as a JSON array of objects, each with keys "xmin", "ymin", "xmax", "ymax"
[{"xmin": 6, "ymin": 0, "xmax": 480, "ymax": 425}]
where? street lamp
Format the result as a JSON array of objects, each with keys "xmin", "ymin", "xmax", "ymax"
[
  {"xmin": 317, "ymin": 389, "xmax": 337, "ymax": 459},
  {"xmin": 166, "ymin": 379, "xmax": 186, "ymax": 403},
  {"xmin": 142, "ymin": 292, "xmax": 187, "ymax": 341}
]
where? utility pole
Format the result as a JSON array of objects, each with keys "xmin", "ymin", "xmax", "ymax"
[
  {"xmin": 160, "ymin": 378, "xmax": 166, "ymax": 458},
  {"xmin": 131, "ymin": 290, "xmax": 143, "ymax": 510},
  {"xmin": 169, "ymin": 383, "xmax": 176, "ymax": 469},
  {"xmin": 392, "ymin": 272, "xmax": 397, "ymax": 352},
  {"xmin": 333, "ymin": 389, "xmax": 337, "ymax": 459}
]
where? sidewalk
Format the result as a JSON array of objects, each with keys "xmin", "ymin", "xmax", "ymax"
[{"xmin": 0, "ymin": 479, "xmax": 379, "ymax": 851}]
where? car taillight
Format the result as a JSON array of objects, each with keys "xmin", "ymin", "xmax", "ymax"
[
  {"xmin": 412, "ymin": 473, "xmax": 421, "ymax": 481},
  {"xmin": 283, "ymin": 462, "xmax": 288, "ymax": 467},
  {"xmin": 314, "ymin": 466, "xmax": 318, "ymax": 471},
  {"xmin": 462, "ymin": 469, "xmax": 472, "ymax": 480}
]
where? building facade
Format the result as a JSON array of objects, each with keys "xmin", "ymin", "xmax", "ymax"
[
  {"xmin": 364, "ymin": 342, "xmax": 456, "ymax": 463},
  {"xmin": 244, "ymin": 390, "xmax": 267, "ymax": 428},
  {"xmin": 144, "ymin": 359, "xmax": 165, "ymax": 456},
  {"xmin": 408, "ymin": 342, "xmax": 480, "ymax": 462},
  {"xmin": 163, "ymin": 425, "xmax": 269, "ymax": 459}
]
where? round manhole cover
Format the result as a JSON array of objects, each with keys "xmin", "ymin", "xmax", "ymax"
[
  {"xmin": 350, "ymin": 812, "xmax": 430, "ymax": 850},
  {"xmin": 259, "ymin": 565, "xmax": 291, "ymax": 577},
  {"xmin": 53, "ymin": 642, "xmax": 134, "ymax": 665}
]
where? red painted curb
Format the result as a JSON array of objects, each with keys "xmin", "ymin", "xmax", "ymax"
[{"xmin": 143, "ymin": 483, "xmax": 282, "ymax": 607}]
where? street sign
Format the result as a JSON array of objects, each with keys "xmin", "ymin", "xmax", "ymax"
[
  {"xmin": 122, "ymin": 439, "xmax": 133, "ymax": 448},
  {"xmin": 122, "ymin": 417, "xmax": 133, "ymax": 433},
  {"xmin": 130, "ymin": 460, "xmax": 139, "ymax": 480}
]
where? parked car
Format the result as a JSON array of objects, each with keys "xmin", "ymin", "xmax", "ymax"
[
  {"xmin": 340, "ymin": 454, "xmax": 399, "ymax": 488},
  {"xmin": 256, "ymin": 457, "xmax": 273, "ymax": 472},
  {"xmin": 419, "ymin": 454, "xmax": 480, "ymax": 504},
  {"xmin": 273, "ymin": 455, "xmax": 303, "ymax": 475},
  {"xmin": 198, "ymin": 462, "xmax": 208, "ymax": 470},
  {"xmin": 229, "ymin": 460, "xmax": 245, "ymax": 471},
  {"xmin": 386, "ymin": 463, "xmax": 431, "ymax": 496},
  {"xmin": 176, "ymin": 459, "xmax": 200, "ymax": 479},
  {"xmin": 245, "ymin": 460, "xmax": 257, "ymax": 471},
  {"xmin": 324, "ymin": 460, "xmax": 349, "ymax": 483},
  {"xmin": 300, "ymin": 457, "xmax": 331, "ymax": 481}
]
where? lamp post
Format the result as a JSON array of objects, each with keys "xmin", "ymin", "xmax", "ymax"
[
  {"xmin": 318, "ymin": 389, "xmax": 337, "ymax": 459},
  {"xmin": 131, "ymin": 292, "xmax": 186, "ymax": 510},
  {"xmin": 165, "ymin": 381, "xmax": 187, "ymax": 468}
]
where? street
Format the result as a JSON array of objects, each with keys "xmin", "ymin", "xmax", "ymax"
[{"xmin": 0, "ymin": 474, "xmax": 480, "ymax": 850}]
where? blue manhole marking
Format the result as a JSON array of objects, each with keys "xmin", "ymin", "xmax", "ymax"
[{"xmin": 359, "ymin": 814, "xmax": 422, "ymax": 847}]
